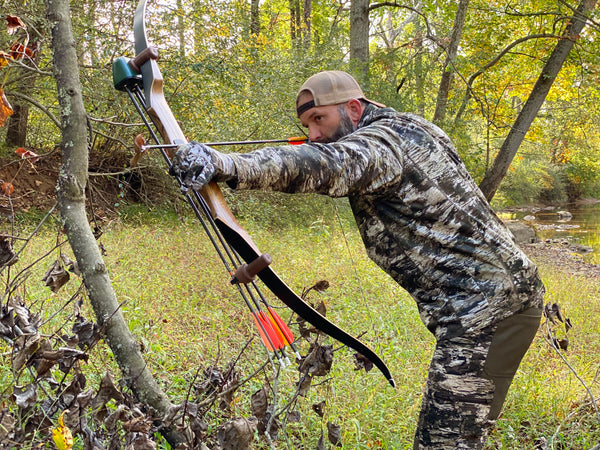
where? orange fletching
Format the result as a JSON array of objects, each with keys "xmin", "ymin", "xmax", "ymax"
[
  {"xmin": 268, "ymin": 308, "xmax": 295, "ymax": 345},
  {"xmin": 288, "ymin": 136, "xmax": 307, "ymax": 145}
]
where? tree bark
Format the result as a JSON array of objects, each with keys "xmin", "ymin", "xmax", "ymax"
[
  {"xmin": 414, "ymin": 16, "xmax": 425, "ymax": 117},
  {"xmin": 289, "ymin": 0, "xmax": 300, "ymax": 45},
  {"xmin": 433, "ymin": 0, "xmax": 469, "ymax": 124},
  {"xmin": 350, "ymin": 0, "xmax": 370, "ymax": 81},
  {"xmin": 478, "ymin": 0, "xmax": 597, "ymax": 201},
  {"xmin": 250, "ymin": 0, "xmax": 260, "ymax": 36},
  {"xmin": 45, "ymin": 0, "xmax": 184, "ymax": 445},
  {"xmin": 177, "ymin": 0, "xmax": 185, "ymax": 56},
  {"xmin": 302, "ymin": 0, "xmax": 312, "ymax": 49}
]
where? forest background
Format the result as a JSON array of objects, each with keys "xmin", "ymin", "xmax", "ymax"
[
  {"xmin": 0, "ymin": 0, "xmax": 600, "ymax": 449},
  {"xmin": 1, "ymin": 0, "xmax": 600, "ymax": 207}
]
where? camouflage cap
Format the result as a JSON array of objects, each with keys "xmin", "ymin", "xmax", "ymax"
[{"xmin": 296, "ymin": 70, "xmax": 385, "ymax": 117}]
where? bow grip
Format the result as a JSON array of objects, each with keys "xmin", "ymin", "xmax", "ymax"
[
  {"xmin": 129, "ymin": 46, "xmax": 159, "ymax": 73},
  {"xmin": 230, "ymin": 254, "xmax": 273, "ymax": 284}
]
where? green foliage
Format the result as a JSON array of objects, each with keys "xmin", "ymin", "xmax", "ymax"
[
  {"xmin": 496, "ymin": 153, "xmax": 568, "ymax": 207},
  {"xmin": 1, "ymin": 0, "xmax": 599, "ymax": 204}
]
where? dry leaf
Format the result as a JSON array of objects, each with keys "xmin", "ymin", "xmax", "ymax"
[
  {"xmin": 52, "ymin": 411, "xmax": 73, "ymax": 450},
  {"xmin": 0, "ymin": 235, "xmax": 18, "ymax": 267},
  {"xmin": 9, "ymin": 42, "xmax": 34, "ymax": 60},
  {"xmin": 1, "ymin": 181, "xmax": 14, "ymax": 196},
  {"xmin": 298, "ymin": 342, "xmax": 333, "ymax": 377},
  {"xmin": 0, "ymin": 89, "xmax": 14, "ymax": 127},
  {"xmin": 251, "ymin": 386, "xmax": 269, "ymax": 419},
  {"xmin": 312, "ymin": 400, "xmax": 326, "ymax": 417},
  {"xmin": 15, "ymin": 147, "xmax": 40, "ymax": 163},
  {"xmin": 327, "ymin": 421, "xmax": 342, "ymax": 447},
  {"xmin": 42, "ymin": 260, "xmax": 70, "ymax": 293},
  {"xmin": 354, "ymin": 352, "xmax": 374, "ymax": 373},
  {"xmin": 0, "ymin": 51, "xmax": 10, "ymax": 67},
  {"xmin": 216, "ymin": 417, "xmax": 257, "ymax": 450},
  {"xmin": 6, "ymin": 15, "xmax": 26, "ymax": 34}
]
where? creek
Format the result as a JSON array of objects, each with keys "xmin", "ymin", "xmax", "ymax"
[{"xmin": 502, "ymin": 201, "xmax": 600, "ymax": 264}]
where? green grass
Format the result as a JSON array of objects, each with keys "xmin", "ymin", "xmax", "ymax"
[{"xmin": 1, "ymin": 200, "xmax": 599, "ymax": 449}]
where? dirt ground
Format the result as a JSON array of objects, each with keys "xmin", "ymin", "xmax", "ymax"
[
  {"xmin": 2, "ymin": 151, "xmax": 600, "ymax": 278},
  {"xmin": 0, "ymin": 150, "xmax": 174, "ymax": 218}
]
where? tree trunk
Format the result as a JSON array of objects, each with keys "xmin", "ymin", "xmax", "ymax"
[
  {"xmin": 5, "ymin": 103, "xmax": 29, "ymax": 147},
  {"xmin": 478, "ymin": 0, "xmax": 597, "ymax": 201},
  {"xmin": 350, "ymin": 0, "xmax": 370, "ymax": 82},
  {"xmin": 414, "ymin": 17, "xmax": 425, "ymax": 117},
  {"xmin": 250, "ymin": 0, "xmax": 260, "ymax": 36},
  {"xmin": 289, "ymin": 0, "xmax": 300, "ymax": 46},
  {"xmin": 302, "ymin": 0, "xmax": 311, "ymax": 49},
  {"xmin": 45, "ymin": 0, "xmax": 184, "ymax": 445},
  {"xmin": 433, "ymin": 0, "xmax": 469, "ymax": 124},
  {"xmin": 177, "ymin": 0, "xmax": 185, "ymax": 56}
]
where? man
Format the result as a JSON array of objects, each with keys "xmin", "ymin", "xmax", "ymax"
[{"xmin": 170, "ymin": 70, "xmax": 544, "ymax": 449}]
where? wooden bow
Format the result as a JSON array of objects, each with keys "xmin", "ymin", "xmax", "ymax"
[{"xmin": 112, "ymin": 0, "xmax": 395, "ymax": 388}]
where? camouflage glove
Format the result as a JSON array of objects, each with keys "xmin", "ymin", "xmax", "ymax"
[{"xmin": 169, "ymin": 142, "xmax": 235, "ymax": 191}]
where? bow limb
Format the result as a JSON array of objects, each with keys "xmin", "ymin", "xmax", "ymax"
[{"xmin": 130, "ymin": 0, "xmax": 395, "ymax": 388}]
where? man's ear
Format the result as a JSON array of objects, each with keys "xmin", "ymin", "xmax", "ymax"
[{"xmin": 346, "ymin": 99, "xmax": 364, "ymax": 125}]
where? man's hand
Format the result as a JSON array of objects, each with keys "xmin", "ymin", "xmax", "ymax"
[{"xmin": 169, "ymin": 142, "xmax": 235, "ymax": 191}]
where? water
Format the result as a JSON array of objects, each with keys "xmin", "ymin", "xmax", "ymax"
[{"xmin": 501, "ymin": 202, "xmax": 600, "ymax": 264}]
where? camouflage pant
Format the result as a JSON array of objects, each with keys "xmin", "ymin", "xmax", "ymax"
[{"xmin": 413, "ymin": 307, "xmax": 542, "ymax": 449}]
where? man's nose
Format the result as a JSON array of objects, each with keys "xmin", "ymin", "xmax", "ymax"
[{"xmin": 308, "ymin": 126, "xmax": 323, "ymax": 142}]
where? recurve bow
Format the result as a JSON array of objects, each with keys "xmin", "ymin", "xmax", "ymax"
[{"xmin": 113, "ymin": 0, "xmax": 395, "ymax": 388}]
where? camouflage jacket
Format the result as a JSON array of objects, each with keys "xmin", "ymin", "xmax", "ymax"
[{"xmin": 227, "ymin": 105, "xmax": 545, "ymax": 339}]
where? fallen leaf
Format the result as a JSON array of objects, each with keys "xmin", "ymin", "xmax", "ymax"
[
  {"xmin": 15, "ymin": 147, "xmax": 40, "ymax": 163},
  {"xmin": 1, "ymin": 181, "xmax": 14, "ymax": 196}
]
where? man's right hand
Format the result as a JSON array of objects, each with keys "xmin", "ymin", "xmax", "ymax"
[{"xmin": 169, "ymin": 142, "xmax": 235, "ymax": 191}]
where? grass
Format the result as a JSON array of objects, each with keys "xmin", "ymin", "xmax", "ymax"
[{"xmin": 2, "ymin": 197, "xmax": 599, "ymax": 449}]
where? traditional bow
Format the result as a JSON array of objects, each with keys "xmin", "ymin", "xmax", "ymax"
[{"xmin": 112, "ymin": 0, "xmax": 395, "ymax": 388}]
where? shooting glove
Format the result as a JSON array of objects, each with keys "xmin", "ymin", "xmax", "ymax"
[{"xmin": 169, "ymin": 142, "xmax": 236, "ymax": 191}]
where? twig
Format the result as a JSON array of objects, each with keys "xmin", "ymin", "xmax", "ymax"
[{"xmin": 543, "ymin": 318, "xmax": 600, "ymax": 447}]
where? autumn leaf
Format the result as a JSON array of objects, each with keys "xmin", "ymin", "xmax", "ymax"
[
  {"xmin": 15, "ymin": 147, "xmax": 40, "ymax": 163},
  {"xmin": 52, "ymin": 411, "xmax": 73, "ymax": 450},
  {"xmin": 0, "ymin": 51, "xmax": 11, "ymax": 67},
  {"xmin": 1, "ymin": 181, "xmax": 13, "ymax": 196},
  {"xmin": 6, "ymin": 15, "xmax": 26, "ymax": 34},
  {"xmin": 9, "ymin": 42, "xmax": 35, "ymax": 60},
  {"xmin": 0, "ymin": 89, "xmax": 13, "ymax": 127}
]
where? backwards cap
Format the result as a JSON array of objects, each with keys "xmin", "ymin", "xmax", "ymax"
[{"xmin": 296, "ymin": 70, "xmax": 385, "ymax": 117}]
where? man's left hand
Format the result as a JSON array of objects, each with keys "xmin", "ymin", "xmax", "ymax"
[{"xmin": 169, "ymin": 142, "xmax": 235, "ymax": 191}]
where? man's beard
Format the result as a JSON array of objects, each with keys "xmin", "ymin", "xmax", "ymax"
[{"xmin": 324, "ymin": 106, "xmax": 356, "ymax": 143}]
